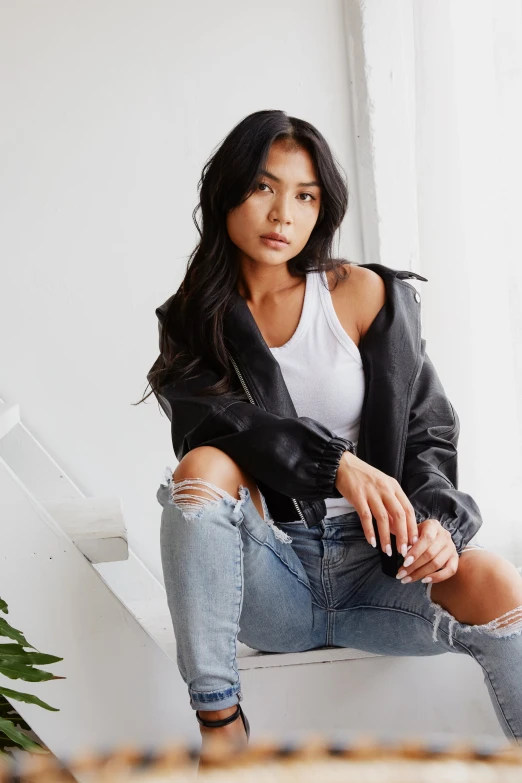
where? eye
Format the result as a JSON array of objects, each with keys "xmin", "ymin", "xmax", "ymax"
[{"xmin": 257, "ymin": 182, "xmax": 316, "ymax": 201}]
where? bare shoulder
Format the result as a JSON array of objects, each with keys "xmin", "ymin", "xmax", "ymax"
[
  {"xmin": 326, "ymin": 263, "xmax": 386, "ymax": 340},
  {"xmin": 356, "ymin": 266, "xmax": 387, "ymax": 338}
]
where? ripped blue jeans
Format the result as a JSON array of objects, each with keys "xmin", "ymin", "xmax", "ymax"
[{"xmin": 157, "ymin": 466, "xmax": 522, "ymax": 744}]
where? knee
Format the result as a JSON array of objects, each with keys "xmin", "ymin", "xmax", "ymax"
[
  {"xmin": 458, "ymin": 550, "xmax": 522, "ymax": 595},
  {"xmin": 434, "ymin": 551, "xmax": 522, "ymax": 627},
  {"xmin": 172, "ymin": 447, "xmax": 265, "ymax": 519},
  {"xmin": 173, "ymin": 447, "xmax": 250, "ymax": 497}
]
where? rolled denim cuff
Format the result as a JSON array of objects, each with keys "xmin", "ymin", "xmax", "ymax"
[{"xmin": 189, "ymin": 686, "xmax": 241, "ymax": 712}]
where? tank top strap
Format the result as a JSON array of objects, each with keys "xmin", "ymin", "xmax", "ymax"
[
  {"xmin": 296, "ymin": 268, "xmax": 323, "ymax": 341},
  {"xmin": 270, "ymin": 270, "xmax": 317, "ymax": 352}
]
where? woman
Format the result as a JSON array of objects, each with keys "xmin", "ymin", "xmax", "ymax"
[{"xmin": 139, "ymin": 110, "xmax": 522, "ymax": 753}]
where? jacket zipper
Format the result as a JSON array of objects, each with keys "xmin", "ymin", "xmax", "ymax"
[{"xmin": 228, "ymin": 353, "xmax": 307, "ymax": 524}]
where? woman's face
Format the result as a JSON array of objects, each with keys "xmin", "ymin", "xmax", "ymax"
[{"xmin": 226, "ymin": 140, "xmax": 322, "ymax": 269}]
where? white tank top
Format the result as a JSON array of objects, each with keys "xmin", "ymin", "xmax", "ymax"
[{"xmin": 269, "ymin": 270, "xmax": 365, "ymax": 517}]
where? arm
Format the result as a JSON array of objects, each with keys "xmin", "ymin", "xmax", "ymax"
[
  {"xmin": 147, "ymin": 323, "xmax": 352, "ymax": 502},
  {"xmin": 400, "ymin": 339, "xmax": 484, "ymax": 554}
]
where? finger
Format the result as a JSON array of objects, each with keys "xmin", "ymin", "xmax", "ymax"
[
  {"xmin": 382, "ymin": 493, "xmax": 409, "ymax": 557},
  {"xmin": 425, "ymin": 553, "xmax": 459, "ymax": 583},
  {"xmin": 368, "ymin": 492, "xmax": 392, "ymax": 555},
  {"xmin": 399, "ymin": 519, "xmax": 440, "ymax": 570},
  {"xmin": 352, "ymin": 496, "xmax": 377, "ymax": 548},
  {"xmin": 406, "ymin": 554, "xmax": 458, "ymax": 585},
  {"xmin": 398, "ymin": 544, "xmax": 454, "ymax": 583},
  {"xmin": 401, "ymin": 540, "xmax": 444, "ymax": 575},
  {"xmin": 393, "ymin": 485, "xmax": 419, "ymax": 544}
]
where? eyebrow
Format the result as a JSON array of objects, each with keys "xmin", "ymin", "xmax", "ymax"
[{"xmin": 259, "ymin": 168, "xmax": 321, "ymax": 188}]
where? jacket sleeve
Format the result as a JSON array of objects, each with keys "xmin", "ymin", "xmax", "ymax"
[
  {"xmin": 400, "ymin": 339, "xmax": 484, "ymax": 554},
  {"xmin": 147, "ymin": 324, "xmax": 352, "ymax": 503}
]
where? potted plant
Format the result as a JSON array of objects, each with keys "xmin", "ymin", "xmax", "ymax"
[{"xmin": 0, "ymin": 597, "xmax": 64, "ymax": 759}]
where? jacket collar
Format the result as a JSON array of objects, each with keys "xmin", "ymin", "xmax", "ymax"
[{"xmin": 223, "ymin": 283, "xmax": 298, "ymax": 416}]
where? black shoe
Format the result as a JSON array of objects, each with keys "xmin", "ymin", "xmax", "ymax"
[{"xmin": 196, "ymin": 703, "xmax": 250, "ymax": 742}]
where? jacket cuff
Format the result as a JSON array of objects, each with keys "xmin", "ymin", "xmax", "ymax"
[{"xmin": 315, "ymin": 436, "xmax": 353, "ymax": 498}]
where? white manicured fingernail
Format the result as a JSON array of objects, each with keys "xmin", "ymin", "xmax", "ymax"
[
  {"xmin": 421, "ymin": 577, "xmax": 432, "ymax": 583},
  {"xmin": 386, "ymin": 544, "xmax": 392, "ymax": 556},
  {"xmin": 403, "ymin": 555, "xmax": 414, "ymax": 568},
  {"xmin": 401, "ymin": 543, "xmax": 408, "ymax": 557},
  {"xmin": 370, "ymin": 536, "xmax": 376, "ymax": 548},
  {"xmin": 412, "ymin": 536, "xmax": 418, "ymax": 544}
]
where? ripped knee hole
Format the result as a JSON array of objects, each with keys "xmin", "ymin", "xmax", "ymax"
[
  {"xmin": 167, "ymin": 476, "xmax": 248, "ymax": 518},
  {"xmin": 425, "ymin": 581, "xmax": 522, "ymax": 647},
  {"xmin": 161, "ymin": 469, "xmax": 293, "ymax": 543}
]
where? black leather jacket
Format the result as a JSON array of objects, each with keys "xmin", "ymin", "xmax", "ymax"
[{"xmin": 148, "ymin": 263, "xmax": 483, "ymax": 577}]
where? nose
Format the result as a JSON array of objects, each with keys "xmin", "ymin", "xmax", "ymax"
[{"xmin": 269, "ymin": 193, "xmax": 293, "ymax": 226}]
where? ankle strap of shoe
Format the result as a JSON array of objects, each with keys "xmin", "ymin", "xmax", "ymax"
[{"xmin": 196, "ymin": 703, "xmax": 241, "ymax": 728}]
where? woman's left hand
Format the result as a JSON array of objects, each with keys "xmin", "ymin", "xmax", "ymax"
[{"xmin": 395, "ymin": 518, "xmax": 459, "ymax": 584}]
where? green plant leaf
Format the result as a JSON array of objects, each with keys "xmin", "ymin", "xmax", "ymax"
[
  {"xmin": 0, "ymin": 687, "xmax": 59, "ymax": 712},
  {"xmin": 0, "ymin": 644, "xmax": 25, "ymax": 654},
  {"xmin": 0, "ymin": 619, "xmax": 34, "ymax": 649},
  {"xmin": 0, "ymin": 713, "xmax": 32, "ymax": 734},
  {"xmin": 0, "ymin": 601, "xmax": 59, "ymax": 757},
  {"xmin": 0, "ymin": 652, "xmax": 63, "ymax": 666},
  {"xmin": 0, "ymin": 717, "xmax": 48, "ymax": 753},
  {"xmin": 0, "ymin": 663, "xmax": 58, "ymax": 682},
  {"xmin": 0, "ymin": 700, "xmax": 31, "ymax": 730}
]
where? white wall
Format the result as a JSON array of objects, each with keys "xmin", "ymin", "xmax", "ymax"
[
  {"xmin": 3, "ymin": 0, "xmax": 521, "ymax": 752},
  {"xmin": 345, "ymin": 0, "xmax": 522, "ymax": 563},
  {"xmin": 0, "ymin": 0, "xmax": 362, "ymax": 581},
  {"xmin": 413, "ymin": 0, "xmax": 522, "ymax": 560},
  {"xmin": 5, "ymin": 1, "xmax": 517, "ymax": 579}
]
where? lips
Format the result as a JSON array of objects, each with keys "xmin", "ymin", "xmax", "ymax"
[{"xmin": 260, "ymin": 232, "xmax": 289, "ymax": 244}]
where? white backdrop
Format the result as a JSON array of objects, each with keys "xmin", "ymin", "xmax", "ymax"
[
  {"xmin": 344, "ymin": 0, "xmax": 522, "ymax": 562},
  {"xmin": 0, "ymin": 0, "xmax": 363, "ymax": 580},
  {"xmin": 1, "ymin": 0, "xmax": 521, "ymax": 584},
  {"xmin": 2, "ymin": 0, "xmax": 521, "ymax": 748},
  {"xmin": 413, "ymin": 0, "xmax": 522, "ymax": 561}
]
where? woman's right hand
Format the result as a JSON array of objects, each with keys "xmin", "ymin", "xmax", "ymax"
[{"xmin": 334, "ymin": 451, "xmax": 419, "ymax": 557}]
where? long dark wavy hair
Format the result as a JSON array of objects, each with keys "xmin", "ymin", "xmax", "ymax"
[{"xmin": 135, "ymin": 109, "xmax": 351, "ymax": 407}]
